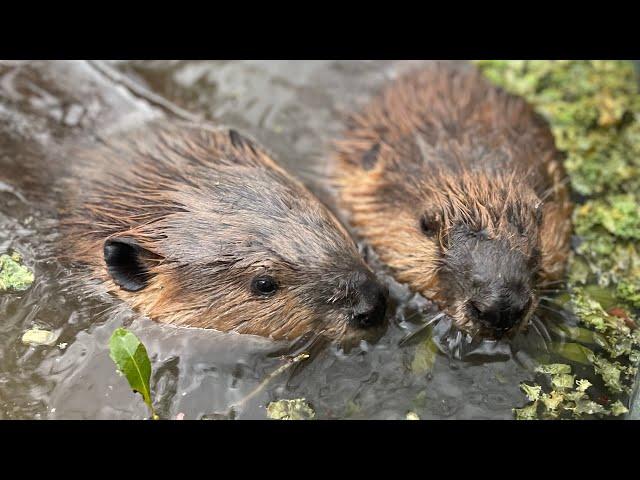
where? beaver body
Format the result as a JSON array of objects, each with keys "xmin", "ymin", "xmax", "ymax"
[
  {"xmin": 332, "ymin": 62, "xmax": 573, "ymax": 338},
  {"xmin": 1, "ymin": 61, "xmax": 387, "ymax": 341}
]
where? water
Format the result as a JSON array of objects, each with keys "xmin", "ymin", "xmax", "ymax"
[{"xmin": 0, "ymin": 60, "xmax": 624, "ymax": 420}]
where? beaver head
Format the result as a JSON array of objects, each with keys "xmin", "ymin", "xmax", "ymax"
[
  {"xmin": 411, "ymin": 169, "xmax": 544, "ymax": 338},
  {"xmin": 339, "ymin": 162, "xmax": 546, "ymax": 339},
  {"xmin": 333, "ymin": 64, "xmax": 572, "ymax": 340},
  {"xmin": 62, "ymin": 123, "xmax": 387, "ymax": 341}
]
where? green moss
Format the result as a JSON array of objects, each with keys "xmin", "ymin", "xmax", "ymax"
[
  {"xmin": 266, "ymin": 399, "xmax": 315, "ymax": 420},
  {"xmin": 516, "ymin": 364, "xmax": 627, "ymax": 419},
  {"xmin": 476, "ymin": 60, "xmax": 640, "ymax": 196},
  {"xmin": 0, "ymin": 252, "xmax": 34, "ymax": 292},
  {"xmin": 476, "ymin": 60, "xmax": 640, "ymax": 419},
  {"xmin": 513, "ymin": 401, "xmax": 539, "ymax": 420}
]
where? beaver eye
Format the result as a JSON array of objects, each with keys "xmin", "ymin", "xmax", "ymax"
[
  {"xmin": 251, "ymin": 275, "xmax": 278, "ymax": 297},
  {"xmin": 419, "ymin": 213, "xmax": 439, "ymax": 237}
]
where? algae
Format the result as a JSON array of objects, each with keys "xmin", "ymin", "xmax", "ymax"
[
  {"xmin": 514, "ymin": 363, "xmax": 625, "ymax": 419},
  {"xmin": 0, "ymin": 252, "xmax": 34, "ymax": 292},
  {"xmin": 476, "ymin": 60, "xmax": 640, "ymax": 419},
  {"xmin": 266, "ymin": 398, "xmax": 315, "ymax": 420}
]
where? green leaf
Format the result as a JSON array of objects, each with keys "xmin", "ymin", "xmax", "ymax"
[
  {"xmin": 551, "ymin": 373, "xmax": 575, "ymax": 391},
  {"xmin": 608, "ymin": 400, "xmax": 629, "ymax": 416},
  {"xmin": 411, "ymin": 336, "xmax": 439, "ymax": 375},
  {"xmin": 520, "ymin": 383, "xmax": 542, "ymax": 402},
  {"xmin": 109, "ymin": 328, "xmax": 156, "ymax": 419},
  {"xmin": 552, "ymin": 342, "xmax": 595, "ymax": 365}
]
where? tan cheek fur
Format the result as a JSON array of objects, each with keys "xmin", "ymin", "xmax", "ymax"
[
  {"xmin": 538, "ymin": 156, "xmax": 573, "ymax": 285},
  {"xmin": 337, "ymin": 164, "xmax": 444, "ymax": 303}
]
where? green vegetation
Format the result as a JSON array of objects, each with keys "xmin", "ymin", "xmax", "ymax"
[
  {"xmin": 109, "ymin": 328, "xmax": 158, "ymax": 420},
  {"xmin": 0, "ymin": 252, "xmax": 34, "ymax": 292},
  {"xmin": 266, "ymin": 399, "xmax": 315, "ymax": 420},
  {"xmin": 108, "ymin": 328, "xmax": 312, "ymax": 420},
  {"xmin": 513, "ymin": 363, "xmax": 628, "ymax": 419},
  {"xmin": 476, "ymin": 60, "xmax": 640, "ymax": 419}
]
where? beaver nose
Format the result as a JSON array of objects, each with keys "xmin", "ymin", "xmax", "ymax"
[
  {"xmin": 469, "ymin": 294, "xmax": 531, "ymax": 333},
  {"xmin": 350, "ymin": 277, "xmax": 388, "ymax": 329}
]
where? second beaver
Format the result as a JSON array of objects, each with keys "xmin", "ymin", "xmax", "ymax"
[{"xmin": 332, "ymin": 62, "xmax": 573, "ymax": 339}]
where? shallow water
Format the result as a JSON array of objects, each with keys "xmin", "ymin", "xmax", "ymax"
[{"xmin": 0, "ymin": 60, "xmax": 625, "ymax": 419}]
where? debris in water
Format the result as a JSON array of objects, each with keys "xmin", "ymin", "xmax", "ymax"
[
  {"xmin": 266, "ymin": 399, "xmax": 315, "ymax": 420},
  {"xmin": 516, "ymin": 363, "xmax": 629, "ymax": 419},
  {"xmin": 0, "ymin": 252, "xmax": 34, "ymax": 292},
  {"xmin": 22, "ymin": 328, "xmax": 58, "ymax": 346}
]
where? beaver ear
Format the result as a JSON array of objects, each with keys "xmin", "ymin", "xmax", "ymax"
[
  {"xmin": 103, "ymin": 237, "xmax": 156, "ymax": 292},
  {"xmin": 361, "ymin": 143, "xmax": 380, "ymax": 171}
]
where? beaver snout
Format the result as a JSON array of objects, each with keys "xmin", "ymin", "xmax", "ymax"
[
  {"xmin": 468, "ymin": 290, "xmax": 532, "ymax": 335},
  {"xmin": 349, "ymin": 274, "xmax": 388, "ymax": 329}
]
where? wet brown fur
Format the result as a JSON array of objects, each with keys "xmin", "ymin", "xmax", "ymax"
[
  {"xmin": 332, "ymin": 62, "xmax": 573, "ymax": 337},
  {"xmin": 60, "ymin": 122, "xmax": 376, "ymax": 341}
]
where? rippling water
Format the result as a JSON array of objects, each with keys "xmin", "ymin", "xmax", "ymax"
[{"xmin": 0, "ymin": 60, "xmax": 621, "ymax": 419}]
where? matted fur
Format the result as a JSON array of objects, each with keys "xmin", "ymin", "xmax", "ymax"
[{"xmin": 332, "ymin": 62, "xmax": 573, "ymax": 337}]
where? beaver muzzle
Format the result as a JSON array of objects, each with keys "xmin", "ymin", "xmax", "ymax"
[
  {"xmin": 467, "ymin": 290, "xmax": 532, "ymax": 338},
  {"xmin": 348, "ymin": 272, "xmax": 388, "ymax": 329}
]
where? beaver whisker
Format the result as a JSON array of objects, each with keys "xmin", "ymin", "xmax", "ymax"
[
  {"xmin": 530, "ymin": 316, "xmax": 552, "ymax": 348},
  {"xmin": 537, "ymin": 279, "xmax": 568, "ymax": 288},
  {"xmin": 536, "ymin": 288, "xmax": 569, "ymax": 294},
  {"xmin": 535, "ymin": 302, "xmax": 566, "ymax": 317}
]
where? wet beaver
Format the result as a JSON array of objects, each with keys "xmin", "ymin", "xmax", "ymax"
[
  {"xmin": 0, "ymin": 62, "xmax": 387, "ymax": 342},
  {"xmin": 59, "ymin": 123, "xmax": 388, "ymax": 341},
  {"xmin": 332, "ymin": 62, "xmax": 573, "ymax": 339}
]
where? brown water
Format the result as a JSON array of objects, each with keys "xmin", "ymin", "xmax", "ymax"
[{"xmin": 0, "ymin": 60, "xmax": 618, "ymax": 420}]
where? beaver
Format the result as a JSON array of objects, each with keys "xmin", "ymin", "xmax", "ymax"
[
  {"xmin": 331, "ymin": 62, "xmax": 573, "ymax": 340},
  {"xmin": 0, "ymin": 62, "xmax": 387, "ymax": 342}
]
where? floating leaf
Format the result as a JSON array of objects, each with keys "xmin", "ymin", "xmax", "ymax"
[
  {"xmin": 21, "ymin": 328, "xmax": 58, "ymax": 346},
  {"xmin": 552, "ymin": 342, "xmax": 595, "ymax": 365},
  {"xmin": 406, "ymin": 412, "xmax": 420, "ymax": 420},
  {"xmin": 576, "ymin": 379, "xmax": 592, "ymax": 392},
  {"xmin": 411, "ymin": 336, "xmax": 439, "ymax": 375},
  {"xmin": 520, "ymin": 384, "xmax": 542, "ymax": 402},
  {"xmin": 513, "ymin": 402, "xmax": 538, "ymax": 420},
  {"xmin": 109, "ymin": 328, "xmax": 156, "ymax": 419},
  {"xmin": 609, "ymin": 400, "xmax": 629, "ymax": 416},
  {"xmin": 540, "ymin": 391, "xmax": 565, "ymax": 413},
  {"xmin": 591, "ymin": 355, "xmax": 626, "ymax": 394},
  {"xmin": 551, "ymin": 373, "xmax": 575, "ymax": 392}
]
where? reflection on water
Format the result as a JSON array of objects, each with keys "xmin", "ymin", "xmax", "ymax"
[{"xmin": 0, "ymin": 61, "xmax": 623, "ymax": 419}]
